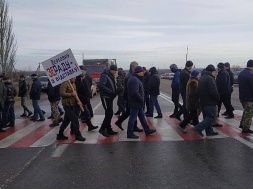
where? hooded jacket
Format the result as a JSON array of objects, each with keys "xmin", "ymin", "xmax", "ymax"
[{"xmin": 148, "ymin": 67, "xmax": 160, "ymax": 96}]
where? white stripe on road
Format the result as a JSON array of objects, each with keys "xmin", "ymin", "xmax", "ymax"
[
  {"xmin": 51, "ymin": 144, "xmax": 69, "ymax": 157},
  {"xmin": 93, "ymin": 101, "xmax": 102, "ymax": 114},
  {"xmin": 0, "ymin": 122, "xmax": 48, "ymax": 148}
]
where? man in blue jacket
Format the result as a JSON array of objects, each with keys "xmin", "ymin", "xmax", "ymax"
[
  {"xmin": 238, "ymin": 60, "xmax": 253, "ymax": 133},
  {"xmin": 98, "ymin": 65, "xmax": 118, "ymax": 137},
  {"xmin": 169, "ymin": 64, "xmax": 181, "ymax": 118},
  {"xmin": 29, "ymin": 74, "xmax": 45, "ymax": 121},
  {"xmin": 127, "ymin": 66, "xmax": 156, "ymax": 139}
]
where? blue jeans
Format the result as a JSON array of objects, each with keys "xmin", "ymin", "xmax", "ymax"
[
  {"xmin": 149, "ymin": 95, "xmax": 162, "ymax": 116},
  {"xmin": 32, "ymin": 100, "xmax": 45, "ymax": 119},
  {"xmin": 127, "ymin": 108, "xmax": 150, "ymax": 136},
  {"xmin": 195, "ymin": 105, "xmax": 216, "ymax": 134}
]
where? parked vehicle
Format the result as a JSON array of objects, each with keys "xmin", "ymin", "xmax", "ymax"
[
  {"xmin": 168, "ymin": 73, "xmax": 175, "ymax": 80},
  {"xmin": 160, "ymin": 72, "xmax": 174, "ymax": 79},
  {"xmin": 91, "ymin": 81, "xmax": 97, "ymax": 98},
  {"xmin": 82, "ymin": 59, "xmax": 117, "ymax": 91},
  {"xmin": 39, "ymin": 76, "xmax": 49, "ymax": 92},
  {"xmin": 233, "ymin": 71, "xmax": 240, "ymax": 84}
]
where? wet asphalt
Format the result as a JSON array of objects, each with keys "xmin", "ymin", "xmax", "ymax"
[{"xmin": 1, "ymin": 138, "xmax": 253, "ymax": 189}]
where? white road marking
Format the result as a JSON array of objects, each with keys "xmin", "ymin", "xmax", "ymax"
[{"xmin": 51, "ymin": 144, "xmax": 69, "ymax": 157}]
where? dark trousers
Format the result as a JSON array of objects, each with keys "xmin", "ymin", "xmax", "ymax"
[
  {"xmin": 100, "ymin": 97, "xmax": 114, "ymax": 131},
  {"xmin": 179, "ymin": 109, "xmax": 199, "ymax": 129},
  {"xmin": 171, "ymin": 89, "xmax": 180, "ymax": 115},
  {"xmin": 1, "ymin": 102, "xmax": 15, "ymax": 127},
  {"xmin": 144, "ymin": 94, "xmax": 150, "ymax": 113},
  {"xmin": 117, "ymin": 95, "xmax": 126, "ymax": 114},
  {"xmin": 59, "ymin": 106, "xmax": 80, "ymax": 136},
  {"xmin": 117, "ymin": 103, "xmax": 137, "ymax": 128},
  {"xmin": 217, "ymin": 93, "xmax": 234, "ymax": 116},
  {"xmin": 176, "ymin": 91, "xmax": 188, "ymax": 118},
  {"xmin": 86, "ymin": 98, "xmax": 93, "ymax": 117}
]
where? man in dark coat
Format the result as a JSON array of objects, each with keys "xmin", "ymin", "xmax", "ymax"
[
  {"xmin": 1, "ymin": 77, "xmax": 17, "ymax": 128},
  {"xmin": 238, "ymin": 60, "xmax": 253, "ymax": 133},
  {"xmin": 142, "ymin": 67, "xmax": 150, "ymax": 115},
  {"xmin": 222, "ymin": 62, "xmax": 235, "ymax": 116},
  {"xmin": 127, "ymin": 66, "xmax": 156, "ymax": 139},
  {"xmin": 115, "ymin": 61, "xmax": 142, "ymax": 132},
  {"xmin": 75, "ymin": 71, "xmax": 98, "ymax": 132},
  {"xmin": 0, "ymin": 74, "xmax": 7, "ymax": 132},
  {"xmin": 216, "ymin": 63, "xmax": 234, "ymax": 118},
  {"xmin": 169, "ymin": 64, "xmax": 181, "ymax": 118},
  {"xmin": 29, "ymin": 74, "xmax": 45, "ymax": 121},
  {"xmin": 176, "ymin": 60, "xmax": 193, "ymax": 120},
  {"xmin": 18, "ymin": 75, "xmax": 32, "ymax": 117},
  {"xmin": 84, "ymin": 72, "xmax": 94, "ymax": 117},
  {"xmin": 146, "ymin": 66, "xmax": 162, "ymax": 118},
  {"xmin": 194, "ymin": 65, "xmax": 220, "ymax": 137},
  {"xmin": 114, "ymin": 68, "xmax": 126, "ymax": 116},
  {"xmin": 47, "ymin": 80, "xmax": 63, "ymax": 127},
  {"xmin": 98, "ymin": 65, "xmax": 118, "ymax": 137}
]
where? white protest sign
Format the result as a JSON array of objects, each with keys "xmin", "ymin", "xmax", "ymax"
[{"xmin": 41, "ymin": 48, "xmax": 82, "ymax": 87}]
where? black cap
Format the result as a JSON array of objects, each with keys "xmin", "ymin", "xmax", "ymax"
[
  {"xmin": 247, "ymin": 60, "xmax": 253, "ymax": 67},
  {"xmin": 31, "ymin": 73, "xmax": 37, "ymax": 77},
  {"xmin": 206, "ymin": 64, "xmax": 216, "ymax": 72},
  {"xmin": 224, "ymin": 62, "xmax": 230, "ymax": 67},
  {"xmin": 134, "ymin": 66, "xmax": 144, "ymax": 73},
  {"xmin": 20, "ymin": 75, "xmax": 25, "ymax": 78},
  {"xmin": 185, "ymin": 60, "xmax": 193, "ymax": 67},
  {"xmin": 110, "ymin": 65, "xmax": 118, "ymax": 71},
  {"xmin": 217, "ymin": 62, "xmax": 224, "ymax": 69}
]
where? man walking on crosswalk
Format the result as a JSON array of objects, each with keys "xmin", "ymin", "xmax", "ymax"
[{"xmin": 238, "ymin": 59, "xmax": 253, "ymax": 133}]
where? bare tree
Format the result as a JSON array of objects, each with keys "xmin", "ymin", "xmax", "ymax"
[{"xmin": 0, "ymin": 0, "xmax": 17, "ymax": 76}]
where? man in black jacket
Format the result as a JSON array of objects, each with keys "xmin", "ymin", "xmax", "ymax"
[
  {"xmin": 176, "ymin": 60, "xmax": 193, "ymax": 120},
  {"xmin": 142, "ymin": 67, "xmax": 150, "ymax": 115},
  {"xmin": 18, "ymin": 75, "xmax": 32, "ymax": 117},
  {"xmin": 98, "ymin": 65, "xmax": 118, "ymax": 137},
  {"xmin": 195, "ymin": 65, "xmax": 220, "ymax": 137},
  {"xmin": 216, "ymin": 63, "xmax": 234, "ymax": 118},
  {"xmin": 75, "ymin": 71, "xmax": 98, "ymax": 132},
  {"xmin": 146, "ymin": 66, "xmax": 162, "ymax": 118},
  {"xmin": 222, "ymin": 62, "xmax": 234, "ymax": 116}
]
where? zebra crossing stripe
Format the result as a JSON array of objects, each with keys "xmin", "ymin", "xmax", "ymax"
[{"xmin": 0, "ymin": 111, "xmax": 253, "ymax": 148}]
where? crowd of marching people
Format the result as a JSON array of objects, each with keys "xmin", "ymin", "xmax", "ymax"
[{"xmin": 0, "ymin": 59, "xmax": 253, "ymax": 141}]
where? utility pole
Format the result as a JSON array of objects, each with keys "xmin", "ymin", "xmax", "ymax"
[{"xmin": 186, "ymin": 45, "xmax": 188, "ymax": 62}]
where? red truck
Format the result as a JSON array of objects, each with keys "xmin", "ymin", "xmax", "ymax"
[{"xmin": 82, "ymin": 59, "xmax": 117, "ymax": 90}]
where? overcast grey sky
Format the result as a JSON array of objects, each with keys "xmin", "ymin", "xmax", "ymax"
[{"xmin": 8, "ymin": 0, "xmax": 253, "ymax": 71}]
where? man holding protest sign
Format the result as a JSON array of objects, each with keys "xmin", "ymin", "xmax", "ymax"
[
  {"xmin": 41, "ymin": 49, "xmax": 85, "ymax": 141},
  {"xmin": 57, "ymin": 77, "xmax": 86, "ymax": 141}
]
